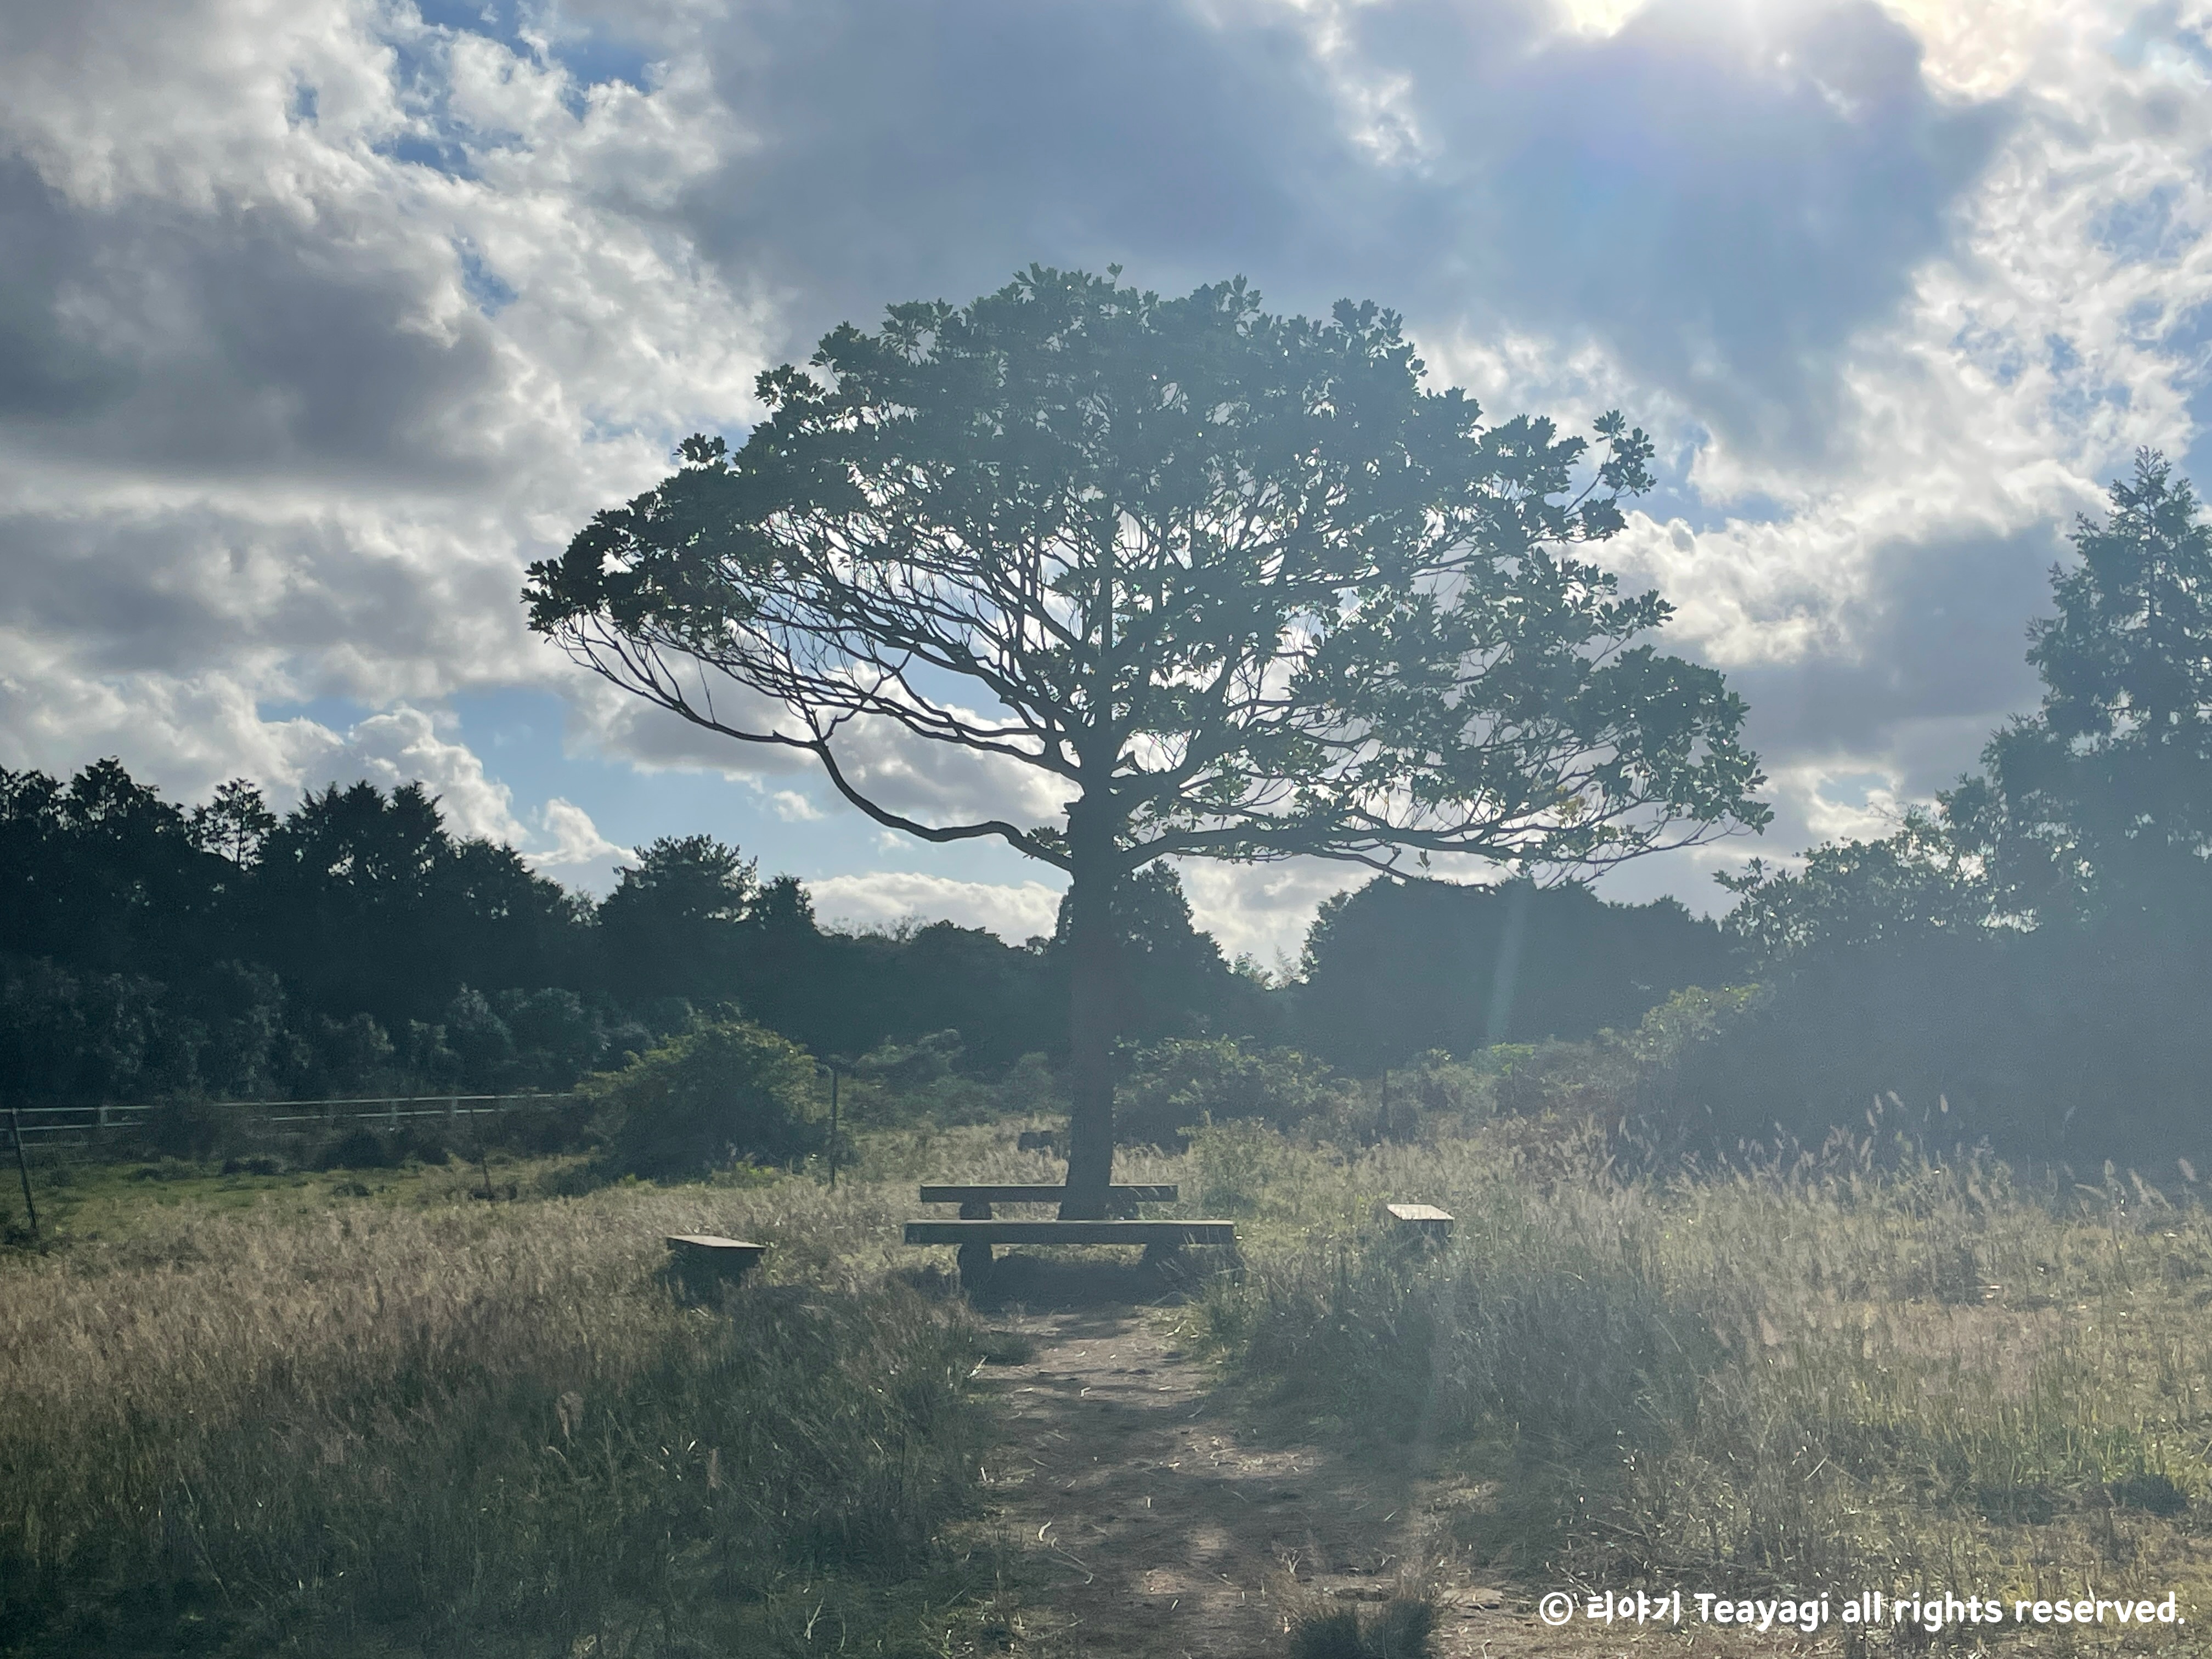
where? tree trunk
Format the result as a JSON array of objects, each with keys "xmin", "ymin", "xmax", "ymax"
[{"xmin": 1060, "ymin": 815, "xmax": 1119, "ymax": 1220}]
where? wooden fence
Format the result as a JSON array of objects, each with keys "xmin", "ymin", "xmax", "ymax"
[{"xmin": 3, "ymin": 1094, "xmax": 577, "ymax": 1151}]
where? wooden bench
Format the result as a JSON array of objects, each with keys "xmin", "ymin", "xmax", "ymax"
[
  {"xmin": 907, "ymin": 1184, "xmax": 1227, "ymax": 1286},
  {"xmin": 918, "ymin": 1183, "xmax": 1177, "ymax": 1217},
  {"xmin": 905, "ymin": 1218, "xmax": 1234, "ymax": 1246}
]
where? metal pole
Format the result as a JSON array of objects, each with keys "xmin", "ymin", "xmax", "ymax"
[
  {"xmin": 827, "ymin": 1066, "xmax": 839, "ymax": 1189},
  {"xmin": 10, "ymin": 1107, "xmax": 38, "ymax": 1244}
]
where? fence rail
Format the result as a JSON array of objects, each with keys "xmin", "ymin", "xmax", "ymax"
[{"xmin": 3, "ymin": 1094, "xmax": 576, "ymax": 1150}]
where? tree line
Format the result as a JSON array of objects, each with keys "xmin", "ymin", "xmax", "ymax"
[{"xmin": 0, "ymin": 752, "xmax": 1730, "ymax": 1114}]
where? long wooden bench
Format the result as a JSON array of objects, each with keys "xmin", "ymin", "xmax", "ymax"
[
  {"xmin": 918, "ymin": 1183, "xmax": 1177, "ymax": 1217},
  {"xmin": 906, "ymin": 1183, "xmax": 1229, "ymax": 1287},
  {"xmin": 904, "ymin": 1219, "xmax": 1234, "ymax": 1246}
]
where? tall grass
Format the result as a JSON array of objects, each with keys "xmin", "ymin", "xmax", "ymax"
[
  {"xmin": 1194, "ymin": 1120, "xmax": 2212, "ymax": 1606},
  {"xmin": 16, "ymin": 1109, "xmax": 2211, "ymax": 1652},
  {"xmin": 0, "ymin": 1160, "xmax": 1009, "ymax": 1656}
]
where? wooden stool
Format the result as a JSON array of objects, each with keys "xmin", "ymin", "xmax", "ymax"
[{"xmin": 665, "ymin": 1233, "xmax": 766, "ymax": 1298}]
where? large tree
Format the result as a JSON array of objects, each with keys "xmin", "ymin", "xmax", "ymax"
[{"xmin": 525, "ymin": 267, "xmax": 1767, "ymax": 1213}]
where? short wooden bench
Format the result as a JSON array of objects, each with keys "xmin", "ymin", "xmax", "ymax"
[
  {"xmin": 665, "ymin": 1233, "xmax": 766, "ymax": 1297},
  {"xmin": 1385, "ymin": 1203, "xmax": 1454, "ymax": 1241}
]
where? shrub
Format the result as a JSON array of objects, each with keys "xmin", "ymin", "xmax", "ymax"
[
  {"xmin": 842, "ymin": 1029, "xmax": 989, "ymax": 1125},
  {"xmin": 583, "ymin": 1017, "xmax": 823, "ymax": 1180},
  {"xmin": 1118, "ymin": 1037, "xmax": 1350, "ymax": 1147},
  {"xmin": 313, "ymin": 1127, "xmax": 398, "ymax": 1171},
  {"xmin": 1381, "ymin": 1049, "xmax": 1492, "ymax": 1136},
  {"xmin": 839, "ymin": 1041, "xmax": 1068, "ymax": 1130},
  {"xmin": 1187, "ymin": 1119, "xmax": 1304, "ymax": 1216},
  {"xmin": 854, "ymin": 1028, "xmax": 964, "ymax": 1091}
]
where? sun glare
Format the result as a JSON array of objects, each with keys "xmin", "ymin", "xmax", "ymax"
[{"xmin": 1555, "ymin": 0, "xmax": 1651, "ymax": 36}]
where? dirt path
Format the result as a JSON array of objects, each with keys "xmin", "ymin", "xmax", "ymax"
[
  {"xmin": 973, "ymin": 1294, "xmax": 1538, "ymax": 1659},
  {"xmin": 969, "ymin": 1291, "xmax": 1835, "ymax": 1658}
]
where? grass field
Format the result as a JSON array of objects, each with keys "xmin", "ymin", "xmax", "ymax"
[
  {"xmin": 4, "ymin": 1117, "xmax": 2209, "ymax": 1656},
  {"xmin": 0, "ymin": 1132, "xmax": 1066, "ymax": 1658},
  {"xmin": 1188, "ymin": 1120, "xmax": 2212, "ymax": 1648}
]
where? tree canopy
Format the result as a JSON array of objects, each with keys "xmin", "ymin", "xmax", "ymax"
[
  {"xmin": 528, "ymin": 268, "xmax": 1763, "ymax": 876},
  {"xmin": 1725, "ymin": 450, "xmax": 2212, "ymax": 962},
  {"xmin": 526, "ymin": 266, "xmax": 1769, "ymax": 1209}
]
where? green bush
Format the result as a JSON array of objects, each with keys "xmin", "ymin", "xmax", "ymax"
[
  {"xmin": 838, "ymin": 1038, "xmax": 1065, "ymax": 1129},
  {"xmin": 1381, "ymin": 1049, "xmax": 1493, "ymax": 1136},
  {"xmin": 1117, "ymin": 1037, "xmax": 1350, "ymax": 1146},
  {"xmin": 313, "ymin": 1127, "xmax": 399, "ymax": 1171},
  {"xmin": 582, "ymin": 1017, "xmax": 823, "ymax": 1180}
]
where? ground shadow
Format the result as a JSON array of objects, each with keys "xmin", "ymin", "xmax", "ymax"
[
  {"xmin": 969, "ymin": 1248, "xmax": 1211, "ymax": 1312},
  {"xmin": 973, "ymin": 1300, "xmax": 1467, "ymax": 1659}
]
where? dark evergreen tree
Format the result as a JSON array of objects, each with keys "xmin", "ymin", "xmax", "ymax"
[
  {"xmin": 249, "ymin": 781, "xmax": 582, "ymax": 1026},
  {"xmin": 1294, "ymin": 876, "xmax": 1734, "ymax": 1071},
  {"xmin": 595, "ymin": 834, "xmax": 758, "ymax": 1002},
  {"xmin": 0, "ymin": 759, "xmax": 228, "ymax": 978},
  {"xmin": 1047, "ymin": 864, "xmax": 1263, "ymax": 1051}
]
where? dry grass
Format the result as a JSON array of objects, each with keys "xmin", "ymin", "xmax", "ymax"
[
  {"xmin": 0, "ymin": 1128, "xmax": 1070, "ymax": 1657},
  {"xmin": 1188, "ymin": 1119, "xmax": 2212, "ymax": 1639},
  {"xmin": 12, "ymin": 1111, "xmax": 2212, "ymax": 1654}
]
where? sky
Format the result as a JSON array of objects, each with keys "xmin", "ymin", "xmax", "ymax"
[{"xmin": 3, "ymin": 0, "xmax": 2210, "ymax": 966}]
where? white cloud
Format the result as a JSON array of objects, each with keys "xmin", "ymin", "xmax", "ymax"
[
  {"xmin": 808, "ymin": 871, "xmax": 1066, "ymax": 943},
  {"xmin": 291, "ymin": 708, "xmax": 633, "ymax": 884},
  {"xmin": 1169, "ymin": 855, "xmax": 1368, "ymax": 970},
  {"xmin": 525, "ymin": 795, "xmax": 631, "ymax": 893},
  {"xmin": 296, "ymin": 704, "xmax": 528, "ymax": 841},
  {"xmin": 0, "ymin": 0, "xmax": 766, "ymax": 806},
  {"xmin": 7, "ymin": 0, "xmax": 2212, "ymax": 963},
  {"xmin": 768, "ymin": 789, "xmax": 823, "ymax": 822}
]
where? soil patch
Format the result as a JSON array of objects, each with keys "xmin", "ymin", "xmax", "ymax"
[{"xmin": 970, "ymin": 1283, "xmax": 1692, "ymax": 1659}]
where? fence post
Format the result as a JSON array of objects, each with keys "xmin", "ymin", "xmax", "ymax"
[{"xmin": 9, "ymin": 1107, "xmax": 37, "ymax": 1244}]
